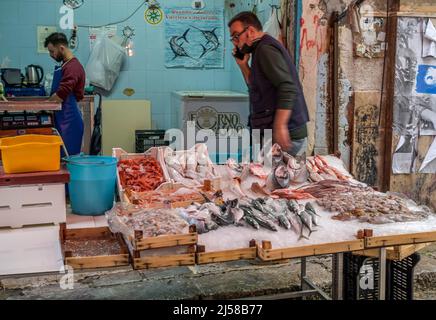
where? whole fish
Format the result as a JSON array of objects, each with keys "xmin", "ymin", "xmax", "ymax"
[
  {"xmin": 211, "ymin": 211, "xmax": 233, "ymax": 226},
  {"xmin": 251, "ymin": 199, "xmax": 277, "ymax": 221},
  {"xmin": 278, "ymin": 214, "xmax": 291, "ymax": 230},
  {"xmin": 244, "ymin": 215, "xmax": 260, "ymax": 230},
  {"xmin": 298, "ymin": 210, "xmax": 316, "ymax": 239},
  {"xmin": 240, "ymin": 204, "xmax": 254, "ymax": 216},
  {"xmin": 286, "ymin": 200, "xmax": 299, "ymax": 214},
  {"xmin": 305, "ymin": 202, "xmax": 320, "ymax": 217},
  {"xmin": 250, "ymin": 209, "xmax": 278, "ymax": 232},
  {"xmin": 305, "ymin": 202, "xmax": 320, "ymax": 226},
  {"xmin": 285, "ymin": 209, "xmax": 303, "ymax": 235}
]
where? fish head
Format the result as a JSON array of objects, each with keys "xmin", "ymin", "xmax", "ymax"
[{"xmin": 275, "ymin": 165, "xmax": 290, "ymax": 188}]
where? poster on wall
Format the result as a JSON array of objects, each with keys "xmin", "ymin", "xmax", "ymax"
[
  {"xmin": 37, "ymin": 26, "xmax": 57, "ymax": 53},
  {"xmin": 164, "ymin": 8, "xmax": 224, "ymax": 68},
  {"xmin": 392, "ymin": 17, "xmax": 436, "ymax": 173},
  {"xmin": 416, "ymin": 65, "xmax": 436, "ymax": 94}
]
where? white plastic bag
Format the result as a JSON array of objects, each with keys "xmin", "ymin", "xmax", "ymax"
[
  {"xmin": 264, "ymin": 6, "xmax": 282, "ymax": 41},
  {"xmin": 85, "ymin": 35, "xmax": 125, "ymax": 91}
]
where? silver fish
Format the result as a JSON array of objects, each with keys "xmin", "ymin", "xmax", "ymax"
[
  {"xmin": 252, "ymin": 199, "xmax": 277, "ymax": 221},
  {"xmin": 286, "ymin": 200, "xmax": 299, "ymax": 214},
  {"xmin": 244, "ymin": 215, "xmax": 260, "ymax": 229},
  {"xmin": 297, "ymin": 210, "xmax": 316, "ymax": 240},
  {"xmin": 285, "ymin": 209, "xmax": 303, "ymax": 235},
  {"xmin": 278, "ymin": 214, "xmax": 291, "ymax": 230},
  {"xmin": 305, "ymin": 202, "xmax": 320, "ymax": 217},
  {"xmin": 250, "ymin": 209, "xmax": 278, "ymax": 232},
  {"xmin": 305, "ymin": 202, "xmax": 320, "ymax": 226}
]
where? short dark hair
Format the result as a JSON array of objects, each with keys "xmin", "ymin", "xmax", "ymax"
[
  {"xmin": 228, "ymin": 11, "xmax": 263, "ymax": 31},
  {"xmin": 44, "ymin": 32, "xmax": 68, "ymax": 48}
]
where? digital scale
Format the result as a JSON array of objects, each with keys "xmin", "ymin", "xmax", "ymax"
[{"xmin": 0, "ymin": 111, "xmax": 54, "ymax": 130}]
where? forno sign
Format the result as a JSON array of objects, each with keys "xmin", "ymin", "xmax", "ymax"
[{"xmin": 188, "ymin": 106, "xmax": 245, "ymax": 133}]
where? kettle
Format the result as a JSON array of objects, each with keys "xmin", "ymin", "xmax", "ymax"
[{"xmin": 25, "ymin": 65, "xmax": 44, "ymax": 86}]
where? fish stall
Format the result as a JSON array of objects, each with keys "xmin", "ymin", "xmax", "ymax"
[{"xmin": 98, "ymin": 143, "xmax": 436, "ymax": 280}]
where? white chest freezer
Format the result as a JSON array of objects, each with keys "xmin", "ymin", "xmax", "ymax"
[{"xmin": 170, "ymin": 91, "xmax": 250, "ymax": 163}]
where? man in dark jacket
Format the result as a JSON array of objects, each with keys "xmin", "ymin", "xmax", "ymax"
[{"xmin": 228, "ymin": 11, "xmax": 309, "ymax": 156}]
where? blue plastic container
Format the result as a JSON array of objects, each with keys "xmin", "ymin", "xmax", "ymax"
[{"xmin": 65, "ymin": 155, "xmax": 117, "ymax": 216}]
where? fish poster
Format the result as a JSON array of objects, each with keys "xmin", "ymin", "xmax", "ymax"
[
  {"xmin": 164, "ymin": 8, "xmax": 224, "ymax": 68},
  {"xmin": 416, "ymin": 65, "xmax": 436, "ymax": 94}
]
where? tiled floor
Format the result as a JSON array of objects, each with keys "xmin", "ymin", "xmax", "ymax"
[{"xmin": 66, "ymin": 206, "xmax": 109, "ymax": 229}]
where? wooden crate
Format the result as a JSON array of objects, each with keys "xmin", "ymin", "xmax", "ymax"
[
  {"xmin": 112, "ymin": 147, "xmax": 219, "ymax": 209},
  {"xmin": 257, "ymin": 239, "xmax": 365, "ymax": 261},
  {"xmin": 124, "ymin": 225, "xmax": 198, "ymax": 269},
  {"xmin": 196, "ymin": 240, "xmax": 257, "ymax": 264},
  {"xmin": 60, "ymin": 224, "xmax": 130, "ymax": 270},
  {"xmin": 112, "ymin": 147, "xmax": 171, "ymax": 204}
]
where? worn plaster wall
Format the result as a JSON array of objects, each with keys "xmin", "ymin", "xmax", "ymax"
[
  {"xmin": 335, "ymin": 0, "xmax": 387, "ymax": 181},
  {"xmin": 298, "ymin": 0, "xmax": 330, "ymax": 155}
]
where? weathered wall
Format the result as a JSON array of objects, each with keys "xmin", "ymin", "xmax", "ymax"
[
  {"xmin": 387, "ymin": 15, "xmax": 436, "ymax": 210},
  {"xmin": 298, "ymin": 0, "xmax": 331, "ymax": 155},
  {"xmin": 336, "ymin": 0, "xmax": 387, "ymax": 181}
]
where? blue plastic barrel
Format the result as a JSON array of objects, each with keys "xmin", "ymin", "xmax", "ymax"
[{"xmin": 65, "ymin": 155, "xmax": 117, "ymax": 216}]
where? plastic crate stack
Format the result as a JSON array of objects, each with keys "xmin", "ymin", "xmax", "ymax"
[
  {"xmin": 135, "ymin": 130, "xmax": 168, "ymax": 153},
  {"xmin": 343, "ymin": 252, "xmax": 421, "ymax": 300}
]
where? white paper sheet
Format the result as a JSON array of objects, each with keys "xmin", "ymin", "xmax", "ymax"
[
  {"xmin": 419, "ymin": 137, "xmax": 436, "ymax": 173},
  {"xmin": 423, "ymin": 19, "xmax": 436, "ymax": 58}
]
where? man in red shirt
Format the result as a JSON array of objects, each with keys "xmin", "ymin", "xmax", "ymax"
[{"xmin": 45, "ymin": 32, "xmax": 85, "ymax": 156}]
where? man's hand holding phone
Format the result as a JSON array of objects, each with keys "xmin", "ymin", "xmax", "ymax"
[{"xmin": 233, "ymin": 46, "xmax": 250, "ymax": 66}]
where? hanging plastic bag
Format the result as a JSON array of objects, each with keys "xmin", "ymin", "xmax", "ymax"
[
  {"xmin": 264, "ymin": 6, "xmax": 282, "ymax": 41},
  {"xmin": 85, "ymin": 34, "xmax": 125, "ymax": 91}
]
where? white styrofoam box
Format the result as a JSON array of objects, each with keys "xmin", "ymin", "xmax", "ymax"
[
  {"xmin": 170, "ymin": 91, "xmax": 249, "ymax": 149},
  {"xmin": 0, "ymin": 183, "xmax": 66, "ymax": 228},
  {"xmin": 0, "ymin": 225, "xmax": 63, "ymax": 276}
]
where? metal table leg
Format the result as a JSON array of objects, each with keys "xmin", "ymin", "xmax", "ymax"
[
  {"xmin": 332, "ymin": 253, "xmax": 344, "ymax": 300},
  {"xmin": 301, "ymin": 257, "xmax": 307, "ymax": 300},
  {"xmin": 379, "ymin": 247, "xmax": 387, "ymax": 300}
]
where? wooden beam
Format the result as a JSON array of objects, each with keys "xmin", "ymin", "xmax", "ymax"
[
  {"xmin": 365, "ymin": 232, "xmax": 436, "ymax": 248},
  {"xmin": 196, "ymin": 248, "xmax": 257, "ymax": 264},
  {"xmin": 257, "ymin": 240, "xmax": 364, "ymax": 261},
  {"xmin": 381, "ymin": 13, "xmax": 399, "ymax": 192}
]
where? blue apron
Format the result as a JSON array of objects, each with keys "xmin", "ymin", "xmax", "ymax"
[{"xmin": 51, "ymin": 65, "xmax": 84, "ymax": 156}]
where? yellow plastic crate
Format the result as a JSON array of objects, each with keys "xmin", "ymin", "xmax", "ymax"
[{"xmin": 0, "ymin": 135, "xmax": 63, "ymax": 174}]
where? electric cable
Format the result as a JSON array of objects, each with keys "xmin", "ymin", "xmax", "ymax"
[{"xmin": 76, "ymin": 0, "xmax": 147, "ymax": 29}]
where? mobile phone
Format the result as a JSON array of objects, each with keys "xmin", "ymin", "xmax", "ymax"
[{"xmin": 233, "ymin": 47, "xmax": 245, "ymax": 60}]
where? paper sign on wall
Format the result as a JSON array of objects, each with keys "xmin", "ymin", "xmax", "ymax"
[
  {"xmin": 416, "ymin": 65, "xmax": 436, "ymax": 94},
  {"xmin": 37, "ymin": 26, "xmax": 57, "ymax": 53},
  {"xmin": 164, "ymin": 7, "xmax": 224, "ymax": 68}
]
